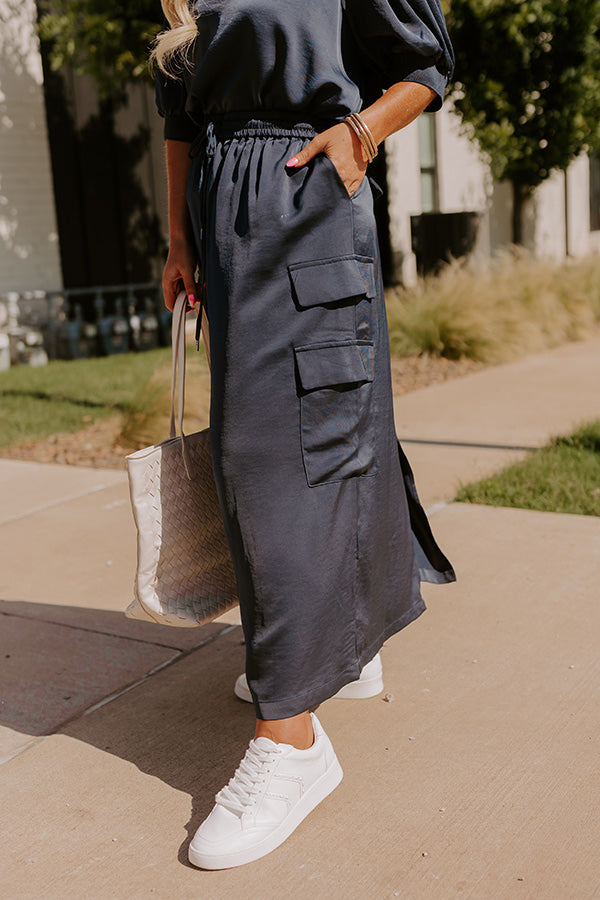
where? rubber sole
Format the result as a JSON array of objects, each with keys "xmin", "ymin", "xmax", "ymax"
[
  {"xmin": 233, "ymin": 674, "xmax": 252, "ymax": 703},
  {"xmin": 333, "ymin": 654, "xmax": 383, "ymax": 699},
  {"xmin": 333, "ymin": 672, "xmax": 383, "ymax": 699},
  {"xmin": 234, "ymin": 653, "xmax": 383, "ymax": 704},
  {"xmin": 188, "ymin": 756, "xmax": 343, "ymax": 870}
]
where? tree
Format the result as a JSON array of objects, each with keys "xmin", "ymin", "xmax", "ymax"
[
  {"xmin": 447, "ymin": 0, "xmax": 600, "ymax": 243},
  {"xmin": 37, "ymin": 0, "xmax": 160, "ymax": 100}
]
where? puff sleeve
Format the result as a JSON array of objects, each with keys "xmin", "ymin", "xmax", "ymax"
[
  {"xmin": 154, "ymin": 17, "xmax": 198, "ymax": 142},
  {"xmin": 155, "ymin": 69, "xmax": 198, "ymax": 141},
  {"xmin": 344, "ymin": 0, "xmax": 454, "ymax": 111}
]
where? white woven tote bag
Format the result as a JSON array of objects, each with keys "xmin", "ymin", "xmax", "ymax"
[{"xmin": 125, "ymin": 292, "xmax": 238, "ymax": 627}]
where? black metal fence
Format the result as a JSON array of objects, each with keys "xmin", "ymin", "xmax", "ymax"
[{"xmin": 0, "ymin": 282, "xmax": 171, "ymax": 365}]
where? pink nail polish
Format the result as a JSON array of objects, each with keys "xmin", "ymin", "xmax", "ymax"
[
  {"xmin": 188, "ymin": 293, "xmax": 196, "ymax": 306},
  {"xmin": 285, "ymin": 157, "xmax": 299, "ymax": 168}
]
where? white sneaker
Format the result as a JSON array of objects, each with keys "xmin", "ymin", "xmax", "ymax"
[
  {"xmin": 188, "ymin": 712, "xmax": 342, "ymax": 870},
  {"xmin": 234, "ymin": 652, "xmax": 383, "ymax": 704}
]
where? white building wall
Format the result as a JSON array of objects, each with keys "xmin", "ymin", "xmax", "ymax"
[
  {"xmin": 533, "ymin": 168, "xmax": 568, "ymax": 259},
  {"xmin": 0, "ymin": 0, "xmax": 62, "ymax": 292},
  {"xmin": 385, "ymin": 102, "xmax": 494, "ymax": 282},
  {"xmin": 487, "ymin": 180, "xmax": 514, "ymax": 254},
  {"xmin": 385, "ymin": 99, "xmax": 598, "ymax": 282},
  {"xmin": 384, "ymin": 117, "xmax": 421, "ymax": 283},
  {"xmin": 436, "ymin": 104, "xmax": 493, "ymax": 261},
  {"xmin": 436, "ymin": 105, "xmax": 488, "ymax": 214},
  {"xmin": 528, "ymin": 154, "xmax": 597, "ymax": 260},
  {"xmin": 564, "ymin": 154, "xmax": 592, "ymax": 258}
]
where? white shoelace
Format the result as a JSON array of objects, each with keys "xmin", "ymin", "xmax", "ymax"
[{"xmin": 216, "ymin": 739, "xmax": 284, "ymax": 816}]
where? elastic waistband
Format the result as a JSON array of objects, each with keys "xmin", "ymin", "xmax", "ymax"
[{"xmin": 190, "ymin": 111, "xmax": 334, "ymax": 157}]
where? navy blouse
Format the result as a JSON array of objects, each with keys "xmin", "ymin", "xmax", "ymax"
[{"xmin": 156, "ymin": 0, "xmax": 454, "ymax": 141}]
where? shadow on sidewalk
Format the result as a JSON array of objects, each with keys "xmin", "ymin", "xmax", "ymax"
[{"xmin": 0, "ymin": 599, "xmax": 255, "ymax": 867}]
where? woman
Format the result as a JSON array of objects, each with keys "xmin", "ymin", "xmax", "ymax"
[{"xmin": 153, "ymin": 0, "xmax": 455, "ymax": 871}]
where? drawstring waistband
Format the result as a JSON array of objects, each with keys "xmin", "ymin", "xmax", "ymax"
[
  {"xmin": 189, "ymin": 111, "xmax": 334, "ymax": 158},
  {"xmin": 188, "ymin": 111, "xmax": 336, "ymax": 348}
]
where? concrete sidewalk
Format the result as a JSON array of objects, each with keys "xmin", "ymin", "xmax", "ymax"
[{"xmin": 1, "ymin": 335, "xmax": 599, "ymax": 899}]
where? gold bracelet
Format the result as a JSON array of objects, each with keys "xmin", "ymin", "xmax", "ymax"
[
  {"xmin": 344, "ymin": 112, "xmax": 378, "ymax": 163},
  {"xmin": 351, "ymin": 113, "xmax": 378, "ymax": 160}
]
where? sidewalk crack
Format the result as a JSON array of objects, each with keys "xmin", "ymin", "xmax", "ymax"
[
  {"xmin": 54, "ymin": 624, "xmax": 240, "ymax": 734},
  {"xmin": 0, "ymin": 480, "xmax": 125, "ymax": 526},
  {"xmin": 0, "ymin": 609, "xmax": 214, "ymax": 652}
]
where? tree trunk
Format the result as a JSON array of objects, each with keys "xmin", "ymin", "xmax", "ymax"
[{"xmin": 512, "ymin": 182, "xmax": 531, "ymax": 246}]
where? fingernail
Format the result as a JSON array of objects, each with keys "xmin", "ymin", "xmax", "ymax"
[
  {"xmin": 285, "ymin": 157, "xmax": 299, "ymax": 168},
  {"xmin": 188, "ymin": 293, "xmax": 196, "ymax": 306}
]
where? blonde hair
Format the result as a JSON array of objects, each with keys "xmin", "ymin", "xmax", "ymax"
[{"xmin": 150, "ymin": 0, "xmax": 199, "ymax": 75}]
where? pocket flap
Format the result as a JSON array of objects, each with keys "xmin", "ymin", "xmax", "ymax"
[
  {"xmin": 288, "ymin": 255, "xmax": 374, "ymax": 308},
  {"xmin": 295, "ymin": 342, "xmax": 374, "ymax": 391}
]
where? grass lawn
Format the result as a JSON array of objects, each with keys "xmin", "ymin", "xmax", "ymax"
[
  {"xmin": 3, "ymin": 248, "xmax": 600, "ymax": 456},
  {"xmin": 456, "ymin": 420, "xmax": 600, "ymax": 517},
  {"xmin": 0, "ymin": 348, "xmax": 171, "ymax": 447}
]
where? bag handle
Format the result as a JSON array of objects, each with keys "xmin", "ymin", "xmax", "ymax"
[{"xmin": 169, "ymin": 291, "xmax": 210, "ymax": 479}]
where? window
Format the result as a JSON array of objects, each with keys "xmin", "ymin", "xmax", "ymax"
[
  {"xmin": 590, "ymin": 154, "xmax": 600, "ymax": 231},
  {"xmin": 418, "ymin": 113, "xmax": 439, "ymax": 213}
]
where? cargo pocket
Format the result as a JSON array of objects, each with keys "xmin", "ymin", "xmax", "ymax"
[
  {"xmin": 288, "ymin": 255, "xmax": 375, "ymax": 309},
  {"xmin": 294, "ymin": 340, "xmax": 377, "ymax": 486}
]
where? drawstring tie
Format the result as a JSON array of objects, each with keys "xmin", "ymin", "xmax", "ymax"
[{"xmin": 185, "ymin": 112, "xmax": 382, "ymax": 349}]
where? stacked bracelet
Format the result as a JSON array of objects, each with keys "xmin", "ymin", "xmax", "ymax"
[{"xmin": 344, "ymin": 112, "xmax": 378, "ymax": 163}]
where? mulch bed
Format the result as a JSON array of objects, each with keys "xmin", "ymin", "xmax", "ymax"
[{"xmin": 1, "ymin": 355, "xmax": 484, "ymax": 470}]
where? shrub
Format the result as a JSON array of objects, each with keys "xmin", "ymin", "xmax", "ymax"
[{"xmin": 386, "ymin": 251, "xmax": 600, "ymax": 362}]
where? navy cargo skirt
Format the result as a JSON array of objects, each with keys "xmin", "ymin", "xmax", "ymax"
[{"xmin": 187, "ymin": 115, "xmax": 455, "ymax": 720}]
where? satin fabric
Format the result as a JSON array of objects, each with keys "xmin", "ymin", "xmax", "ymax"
[{"xmin": 186, "ymin": 117, "xmax": 454, "ymax": 719}]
